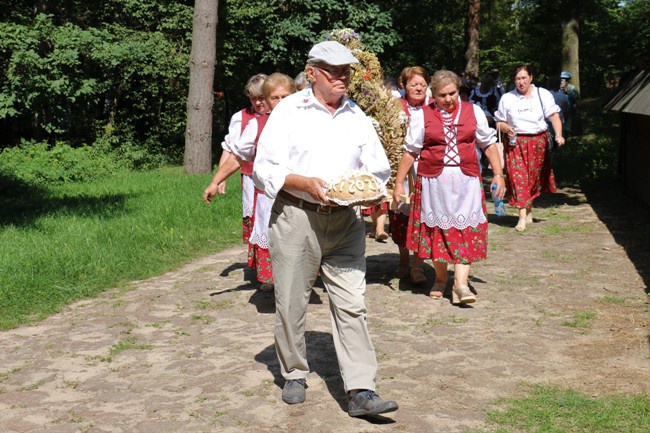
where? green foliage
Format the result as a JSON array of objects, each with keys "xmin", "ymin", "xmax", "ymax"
[
  {"xmin": 553, "ymin": 97, "xmax": 619, "ymax": 186},
  {"xmin": 380, "ymin": 0, "xmax": 467, "ymax": 77},
  {"xmin": 0, "ymin": 15, "xmax": 106, "ymax": 137},
  {"xmin": 0, "ymin": 140, "xmax": 121, "ymax": 185},
  {"xmin": 93, "ymin": 134, "xmax": 171, "ymax": 171},
  {"xmin": 216, "ymin": 0, "xmax": 399, "ymax": 109},
  {"xmin": 1, "ymin": 0, "xmax": 647, "ymax": 161},
  {"xmin": 0, "ymin": 4, "xmax": 192, "ymax": 162}
]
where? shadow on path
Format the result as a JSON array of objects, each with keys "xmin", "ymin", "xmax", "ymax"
[
  {"xmin": 213, "ymin": 262, "xmax": 324, "ymax": 313},
  {"xmin": 581, "ymin": 180, "xmax": 650, "ymax": 294},
  {"xmin": 253, "ymin": 330, "xmax": 397, "ymax": 424},
  {"xmin": 254, "ymin": 330, "xmax": 346, "ymax": 410}
]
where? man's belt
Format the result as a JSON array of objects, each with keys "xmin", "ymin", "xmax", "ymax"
[{"xmin": 278, "ymin": 190, "xmax": 349, "ymax": 214}]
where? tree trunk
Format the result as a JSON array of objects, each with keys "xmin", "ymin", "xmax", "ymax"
[
  {"xmin": 561, "ymin": 0, "xmax": 579, "ymax": 92},
  {"xmin": 184, "ymin": 0, "xmax": 218, "ymax": 174},
  {"xmin": 465, "ymin": 0, "xmax": 481, "ymax": 76}
]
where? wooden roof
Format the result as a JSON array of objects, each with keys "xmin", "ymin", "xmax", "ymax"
[{"xmin": 604, "ymin": 69, "xmax": 650, "ymax": 116}]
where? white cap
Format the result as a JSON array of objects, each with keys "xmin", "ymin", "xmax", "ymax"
[{"xmin": 307, "ymin": 41, "xmax": 359, "ymax": 66}]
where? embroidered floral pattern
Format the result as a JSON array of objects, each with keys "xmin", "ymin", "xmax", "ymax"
[
  {"xmin": 248, "ymin": 244, "xmax": 274, "ymax": 284},
  {"xmin": 505, "ymin": 132, "xmax": 556, "ymax": 209},
  {"xmin": 242, "ymin": 216, "xmax": 252, "ymax": 244},
  {"xmin": 406, "ymin": 177, "xmax": 488, "ymax": 264}
]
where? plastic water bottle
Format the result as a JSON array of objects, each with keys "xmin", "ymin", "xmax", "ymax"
[{"xmin": 491, "ymin": 184, "xmax": 505, "ymax": 217}]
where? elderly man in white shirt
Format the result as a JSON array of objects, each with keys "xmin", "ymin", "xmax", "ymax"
[{"xmin": 253, "ymin": 41, "xmax": 399, "ymax": 418}]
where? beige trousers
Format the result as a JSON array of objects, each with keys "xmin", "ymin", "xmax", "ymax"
[{"xmin": 268, "ymin": 193, "xmax": 378, "ymax": 392}]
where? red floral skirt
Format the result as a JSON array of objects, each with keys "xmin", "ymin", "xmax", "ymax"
[
  {"xmin": 406, "ymin": 176, "xmax": 488, "ymax": 264},
  {"xmin": 242, "ymin": 216, "xmax": 252, "ymax": 244},
  {"xmin": 248, "ymin": 244, "xmax": 273, "ymax": 284},
  {"xmin": 505, "ymin": 131, "xmax": 556, "ymax": 209},
  {"xmin": 245, "ymin": 189, "xmax": 273, "ymax": 283}
]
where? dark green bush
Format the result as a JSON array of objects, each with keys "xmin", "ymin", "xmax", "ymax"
[
  {"xmin": 93, "ymin": 133, "xmax": 174, "ymax": 171},
  {"xmin": 0, "ymin": 140, "xmax": 122, "ymax": 185}
]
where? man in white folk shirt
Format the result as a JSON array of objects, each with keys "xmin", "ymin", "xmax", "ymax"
[{"xmin": 252, "ymin": 41, "xmax": 399, "ymax": 417}]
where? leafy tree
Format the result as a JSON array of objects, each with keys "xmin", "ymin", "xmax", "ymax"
[
  {"xmin": 472, "ymin": 0, "xmax": 517, "ymax": 78},
  {"xmin": 380, "ymin": 0, "xmax": 467, "ymax": 78},
  {"xmin": 579, "ymin": 0, "xmax": 648, "ymax": 93},
  {"xmin": 1, "ymin": 0, "xmax": 646, "ymax": 163},
  {"xmin": 0, "ymin": 2, "xmax": 193, "ymax": 163},
  {"xmin": 214, "ymin": 0, "xmax": 398, "ymax": 116}
]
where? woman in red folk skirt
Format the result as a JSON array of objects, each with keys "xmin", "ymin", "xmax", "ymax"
[
  {"xmin": 203, "ymin": 73, "xmax": 297, "ymax": 291},
  {"xmin": 393, "ymin": 70, "xmax": 506, "ymax": 304},
  {"xmin": 494, "ymin": 64, "xmax": 566, "ymax": 232}
]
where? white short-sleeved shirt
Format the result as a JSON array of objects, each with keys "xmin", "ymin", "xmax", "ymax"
[
  {"xmin": 405, "ymin": 103, "xmax": 497, "ymax": 230},
  {"xmin": 494, "ymin": 85, "xmax": 560, "ymax": 135},
  {"xmin": 230, "ymin": 118, "xmax": 259, "ymax": 161},
  {"xmin": 405, "ymin": 103, "xmax": 497, "ymax": 153},
  {"xmin": 221, "ymin": 109, "xmax": 263, "ymax": 153},
  {"xmin": 252, "ymin": 88, "xmax": 391, "ymax": 205}
]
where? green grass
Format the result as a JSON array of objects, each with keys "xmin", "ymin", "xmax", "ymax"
[
  {"xmin": 600, "ymin": 295, "xmax": 626, "ymax": 305},
  {"xmin": 108, "ymin": 336, "xmax": 153, "ymax": 357},
  {"xmin": 0, "ymin": 166, "xmax": 243, "ymax": 329},
  {"xmin": 422, "ymin": 314, "xmax": 469, "ymax": 326},
  {"xmin": 469, "ymin": 384, "xmax": 650, "ymax": 433},
  {"xmin": 562, "ymin": 311, "xmax": 597, "ymax": 328}
]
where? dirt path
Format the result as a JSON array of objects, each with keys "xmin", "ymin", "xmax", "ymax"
[{"xmin": 1, "ymin": 186, "xmax": 648, "ymax": 433}]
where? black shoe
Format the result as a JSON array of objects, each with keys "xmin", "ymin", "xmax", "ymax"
[
  {"xmin": 348, "ymin": 390, "xmax": 399, "ymax": 417},
  {"xmin": 282, "ymin": 379, "xmax": 306, "ymax": 404}
]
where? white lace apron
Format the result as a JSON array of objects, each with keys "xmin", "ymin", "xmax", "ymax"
[
  {"xmin": 419, "ymin": 104, "xmax": 487, "ymax": 229},
  {"xmin": 249, "ymin": 193, "xmax": 272, "ymax": 249},
  {"xmin": 241, "ymin": 174, "xmax": 255, "ymax": 218}
]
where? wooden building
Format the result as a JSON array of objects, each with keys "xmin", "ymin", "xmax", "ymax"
[{"xmin": 604, "ymin": 69, "xmax": 650, "ymax": 206}]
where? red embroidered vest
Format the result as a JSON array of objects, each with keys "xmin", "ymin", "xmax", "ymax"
[
  {"xmin": 239, "ymin": 107, "xmax": 258, "ymax": 176},
  {"xmin": 417, "ymin": 101, "xmax": 480, "ymax": 178}
]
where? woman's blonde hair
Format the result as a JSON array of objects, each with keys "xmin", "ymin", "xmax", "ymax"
[
  {"xmin": 430, "ymin": 70, "xmax": 462, "ymax": 93},
  {"xmin": 262, "ymin": 73, "xmax": 296, "ymax": 100}
]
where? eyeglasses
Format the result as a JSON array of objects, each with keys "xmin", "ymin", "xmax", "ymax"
[{"xmin": 313, "ymin": 64, "xmax": 351, "ymax": 78}]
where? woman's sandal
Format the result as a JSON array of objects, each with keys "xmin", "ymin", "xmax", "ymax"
[
  {"xmin": 429, "ymin": 281, "xmax": 445, "ymax": 300},
  {"xmin": 410, "ymin": 267, "xmax": 427, "ymax": 285},
  {"xmin": 452, "ymin": 284, "xmax": 476, "ymax": 304}
]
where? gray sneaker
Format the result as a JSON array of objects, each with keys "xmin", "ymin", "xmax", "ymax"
[
  {"xmin": 348, "ymin": 390, "xmax": 398, "ymax": 417},
  {"xmin": 282, "ymin": 379, "xmax": 306, "ymax": 404}
]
